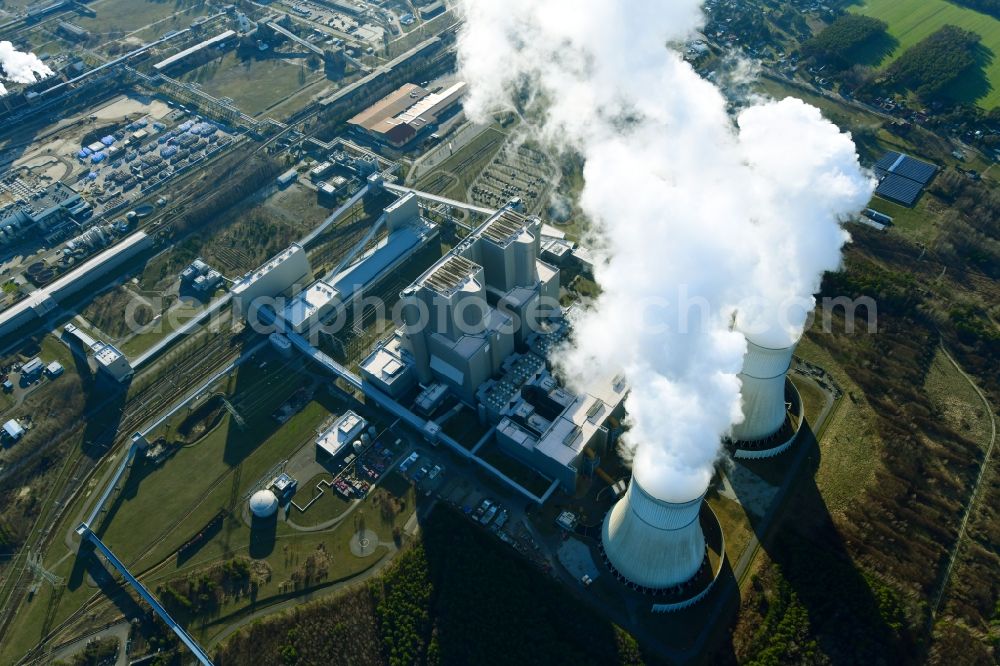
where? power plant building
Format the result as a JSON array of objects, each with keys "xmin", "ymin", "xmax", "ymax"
[
  {"xmin": 362, "ymin": 204, "xmax": 625, "ymax": 492},
  {"xmin": 483, "ymin": 354, "xmax": 628, "ymax": 492},
  {"xmin": 397, "ymin": 207, "xmax": 559, "ymax": 404},
  {"xmin": 249, "ymin": 489, "xmax": 279, "ymax": 519},
  {"xmin": 63, "ymin": 323, "xmax": 134, "ymax": 383},
  {"xmin": 93, "ymin": 343, "xmax": 134, "ymax": 383},
  {"xmin": 0, "ymin": 232, "xmax": 151, "ymax": 340},
  {"xmin": 152, "ymin": 30, "xmax": 237, "ymax": 72},
  {"xmin": 316, "ymin": 411, "xmax": 367, "ymax": 460},
  {"xmin": 360, "ymin": 333, "xmax": 417, "ymax": 399},
  {"xmin": 0, "ymin": 182, "xmax": 91, "ymax": 243},
  {"xmin": 231, "ymin": 244, "xmax": 312, "ymax": 320},
  {"xmin": 279, "ymin": 280, "xmax": 338, "ymax": 334}
]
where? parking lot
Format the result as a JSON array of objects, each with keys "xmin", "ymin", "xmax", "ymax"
[
  {"xmin": 397, "ymin": 446, "xmax": 552, "ymax": 571},
  {"xmin": 469, "ymin": 143, "xmax": 555, "ymax": 214}
]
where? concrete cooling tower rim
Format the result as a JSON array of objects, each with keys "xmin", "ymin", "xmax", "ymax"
[
  {"xmin": 628, "ymin": 479, "xmax": 706, "ymax": 529},
  {"xmin": 598, "ymin": 478, "xmax": 727, "ymax": 611},
  {"xmin": 731, "ymin": 376, "xmax": 804, "ymax": 459}
]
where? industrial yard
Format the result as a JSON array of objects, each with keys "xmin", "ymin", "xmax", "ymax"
[{"xmin": 0, "ymin": 0, "xmax": 997, "ymax": 664}]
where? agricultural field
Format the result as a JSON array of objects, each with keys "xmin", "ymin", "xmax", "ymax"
[
  {"xmin": 179, "ymin": 52, "xmax": 324, "ymax": 117},
  {"xmin": 850, "ymin": 0, "xmax": 1000, "ymax": 109}
]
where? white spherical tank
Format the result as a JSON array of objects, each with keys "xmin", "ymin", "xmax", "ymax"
[
  {"xmin": 249, "ymin": 489, "xmax": 279, "ymax": 519},
  {"xmin": 731, "ymin": 337, "xmax": 796, "ymax": 443},
  {"xmin": 601, "ymin": 478, "xmax": 706, "ymax": 589}
]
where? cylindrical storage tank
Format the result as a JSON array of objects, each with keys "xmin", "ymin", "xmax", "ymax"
[
  {"xmin": 730, "ymin": 337, "xmax": 796, "ymax": 443},
  {"xmin": 249, "ymin": 489, "xmax": 279, "ymax": 519},
  {"xmin": 511, "ymin": 231, "xmax": 537, "ymax": 287},
  {"xmin": 601, "ymin": 478, "xmax": 706, "ymax": 589}
]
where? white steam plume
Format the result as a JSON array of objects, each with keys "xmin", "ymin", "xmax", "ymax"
[
  {"xmin": 0, "ymin": 41, "xmax": 54, "ymax": 96},
  {"xmin": 456, "ymin": 0, "xmax": 875, "ymax": 502}
]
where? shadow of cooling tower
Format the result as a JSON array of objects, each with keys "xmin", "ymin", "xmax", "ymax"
[{"xmin": 724, "ymin": 423, "xmax": 912, "ymax": 663}]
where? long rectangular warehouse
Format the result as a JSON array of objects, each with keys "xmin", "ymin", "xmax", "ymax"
[
  {"xmin": 0, "ymin": 232, "xmax": 152, "ymax": 340},
  {"xmin": 153, "ymin": 30, "xmax": 236, "ymax": 72}
]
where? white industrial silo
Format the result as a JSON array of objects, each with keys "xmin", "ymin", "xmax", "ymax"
[
  {"xmin": 601, "ymin": 478, "xmax": 706, "ymax": 589},
  {"xmin": 249, "ymin": 489, "xmax": 279, "ymax": 519},
  {"xmin": 730, "ymin": 335, "xmax": 796, "ymax": 443}
]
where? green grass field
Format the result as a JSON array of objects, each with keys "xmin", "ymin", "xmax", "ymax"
[
  {"xmin": 179, "ymin": 52, "xmax": 322, "ymax": 117},
  {"xmin": 76, "ymin": 0, "xmax": 209, "ymax": 36},
  {"xmin": 851, "ymin": 0, "xmax": 1000, "ymax": 109},
  {"xmin": 796, "ymin": 335, "xmax": 883, "ymax": 516}
]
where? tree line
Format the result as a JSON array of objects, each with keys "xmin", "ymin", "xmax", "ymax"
[
  {"xmin": 803, "ymin": 14, "xmax": 889, "ymax": 69},
  {"xmin": 885, "ymin": 25, "xmax": 982, "ymax": 101},
  {"xmin": 946, "ymin": 0, "xmax": 1000, "ymax": 19},
  {"xmin": 216, "ymin": 507, "xmax": 652, "ymax": 665}
]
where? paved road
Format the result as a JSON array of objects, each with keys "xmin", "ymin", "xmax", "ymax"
[
  {"xmin": 46, "ymin": 621, "xmax": 130, "ymax": 666},
  {"xmin": 406, "ymin": 120, "xmax": 491, "ymax": 184}
]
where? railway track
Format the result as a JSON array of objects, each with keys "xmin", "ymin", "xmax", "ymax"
[
  {"xmin": 16, "ymin": 355, "xmax": 305, "ymax": 663},
  {"xmin": 0, "ymin": 332, "xmax": 248, "ymax": 649},
  {"xmin": 0, "ymin": 98, "xmax": 319, "ymax": 646},
  {"xmin": 2, "ymin": 28, "xmax": 462, "ymax": 659}
]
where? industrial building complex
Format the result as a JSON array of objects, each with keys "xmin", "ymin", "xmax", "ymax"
[
  {"xmin": 0, "ymin": 2, "xmax": 839, "ymax": 663},
  {"xmin": 348, "ymin": 81, "xmax": 466, "ymax": 147}
]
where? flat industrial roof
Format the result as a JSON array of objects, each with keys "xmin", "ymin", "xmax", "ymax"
[
  {"xmin": 316, "ymin": 410, "xmax": 367, "ymax": 458},
  {"xmin": 282, "ymin": 281, "xmax": 337, "ymax": 328},
  {"xmin": 361, "ymin": 346, "xmax": 409, "ymax": 384},
  {"xmin": 331, "ymin": 225, "xmax": 428, "ymax": 300},
  {"xmin": 348, "ymin": 83, "xmax": 428, "ymax": 131},
  {"xmin": 232, "ymin": 244, "xmax": 304, "ymax": 293},
  {"xmin": 0, "ymin": 232, "xmax": 149, "ymax": 331},
  {"xmin": 153, "ymin": 30, "xmax": 236, "ymax": 71}
]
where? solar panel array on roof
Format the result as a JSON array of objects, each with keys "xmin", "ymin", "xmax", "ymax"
[
  {"xmin": 873, "ymin": 151, "xmax": 902, "ymax": 175},
  {"xmin": 872, "ymin": 151, "xmax": 938, "ymax": 206},
  {"xmin": 874, "ymin": 151, "xmax": 938, "ymax": 182},
  {"xmin": 875, "ymin": 174, "xmax": 924, "ymax": 206},
  {"xmin": 892, "ymin": 156, "xmax": 937, "ymax": 185}
]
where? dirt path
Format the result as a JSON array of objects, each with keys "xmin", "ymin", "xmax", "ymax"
[{"xmin": 930, "ymin": 343, "xmax": 997, "ymax": 615}]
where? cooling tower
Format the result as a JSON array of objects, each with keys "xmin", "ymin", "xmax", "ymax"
[
  {"xmin": 601, "ymin": 478, "xmax": 706, "ymax": 589},
  {"xmin": 730, "ymin": 337, "xmax": 796, "ymax": 443}
]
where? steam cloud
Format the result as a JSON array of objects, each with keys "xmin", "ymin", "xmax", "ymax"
[
  {"xmin": 0, "ymin": 41, "xmax": 54, "ymax": 96},
  {"xmin": 456, "ymin": 0, "xmax": 875, "ymax": 502}
]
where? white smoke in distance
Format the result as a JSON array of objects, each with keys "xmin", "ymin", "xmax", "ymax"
[
  {"xmin": 0, "ymin": 41, "xmax": 54, "ymax": 96},
  {"xmin": 456, "ymin": 0, "xmax": 875, "ymax": 502}
]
